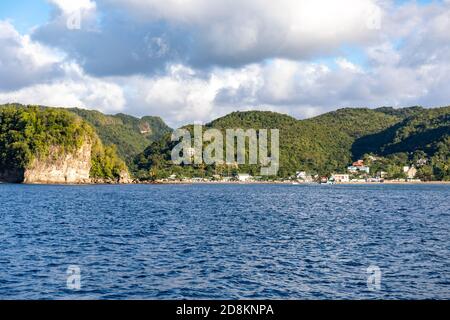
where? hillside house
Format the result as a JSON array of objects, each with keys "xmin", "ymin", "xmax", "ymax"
[{"xmin": 348, "ymin": 159, "xmax": 370, "ymax": 174}]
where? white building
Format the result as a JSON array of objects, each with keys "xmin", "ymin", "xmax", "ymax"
[
  {"xmin": 237, "ymin": 174, "xmax": 252, "ymax": 182},
  {"xmin": 332, "ymin": 174, "xmax": 350, "ymax": 183},
  {"xmin": 348, "ymin": 166, "xmax": 370, "ymax": 174}
]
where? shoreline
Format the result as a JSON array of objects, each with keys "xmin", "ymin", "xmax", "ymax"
[
  {"xmin": 139, "ymin": 180, "xmax": 450, "ymax": 186},
  {"xmin": 331, "ymin": 181, "xmax": 450, "ymax": 185},
  {"xmin": 1, "ymin": 180, "xmax": 449, "ymax": 186}
]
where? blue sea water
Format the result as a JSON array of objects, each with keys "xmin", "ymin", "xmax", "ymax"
[{"xmin": 0, "ymin": 183, "xmax": 449, "ymax": 300}]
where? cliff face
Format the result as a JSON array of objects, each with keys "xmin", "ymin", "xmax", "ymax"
[
  {"xmin": 1, "ymin": 106, "xmax": 132, "ymax": 184},
  {"xmin": 0, "ymin": 140, "xmax": 132, "ymax": 184},
  {"xmin": 23, "ymin": 142, "xmax": 92, "ymax": 184},
  {"xmin": 118, "ymin": 170, "xmax": 133, "ymax": 184}
]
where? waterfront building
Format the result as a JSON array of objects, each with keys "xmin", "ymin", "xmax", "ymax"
[
  {"xmin": 332, "ymin": 174, "xmax": 350, "ymax": 183},
  {"xmin": 237, "ymin": 174, "xmax": 252, "ymax": 182}
]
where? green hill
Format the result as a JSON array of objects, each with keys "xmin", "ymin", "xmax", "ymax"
[
  {"xmin": 69, "ymin": 108, "xmax": 172, "ymax": 166},
  {"xmin": 352, "ymin": 106, "xmax": 450, "ymax": 180},
  {"xmin": 0, "ymin": 104, "xmax": 128, "ymax": 183},
  {"xmin": 353, "ymin": 106, "xmax": 450, "ymax": 157},
  {"xmin": 134, "ymin": 107, "xmax": 449, "ymax": 180},
  {"xmin": 1, "ymin": 104, "xmax": 172, "ymax": 172},
  {"xmin": 2, "ymin": 103, "xmax": 448, "ymax": 181}
]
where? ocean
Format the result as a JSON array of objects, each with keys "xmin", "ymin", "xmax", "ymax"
[{"xmin": 0, "ymin": 183, "xmax": 449, "ymax": 299}]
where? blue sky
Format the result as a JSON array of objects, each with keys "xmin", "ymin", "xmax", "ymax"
[
  {"xmin": 0, "ymin": 0, "xmax": 450, "ymax": 126},
  {"xmin": 0, "ymin": 0, "xmax": 51, "ymax": 33}
]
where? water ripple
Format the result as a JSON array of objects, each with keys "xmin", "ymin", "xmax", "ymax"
[{"xmin": 0, "ymin": 184, "xmax": 449, "ymax": 299}]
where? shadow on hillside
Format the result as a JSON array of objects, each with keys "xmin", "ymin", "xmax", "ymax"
[
  {"xmin": 351, "ymin": 123, "xmax": 448, "ymax": 160},
  {"xmin": 351, "ymin": 122, "xmax": 403, "ymax": 160}
]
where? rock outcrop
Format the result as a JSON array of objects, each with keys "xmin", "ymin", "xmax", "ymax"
[
  {"xmin": 23, "ymin": 142, "xmax": 92, "ymax": 184},
  {"xmin": 0, "ymin": 105, "xmax": 132, "ymax": 185},
  {"xmin": 118, "ymin": 170, "xmax": 133, "ymax": 184},
  {"xmin": 0, "ymin": 141, "xmax": 133, "ymax": 184}
]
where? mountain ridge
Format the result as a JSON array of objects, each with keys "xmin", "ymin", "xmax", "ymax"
[
  {"xmin": 1, "ymin": 103, "xmax": 449, "ymax": 181},
  {"xmin": 134, "ymin": 106, "xmax": 449, "ymax": 181}
]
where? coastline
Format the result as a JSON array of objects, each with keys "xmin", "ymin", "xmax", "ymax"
[
  {"xmin": 1, "ymin": 180, "xmax": 449, "ymax": 186},
  {"xmin": 332, "ymin": 181, "xmax": 450, "ymax": 185},
  {"xmin": 144, "ymin": 180, "xmax": 450, "ymax": 186}
]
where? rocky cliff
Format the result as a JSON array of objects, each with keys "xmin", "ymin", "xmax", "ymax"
[
  {"xmin": 1, "ymin": 140, "xmax": 132, "ymax": 184},
  {"xmin": 23, "ymin": 142, "xmax": 92, "ymax": 184},
  {"xmin": 0, "ymin": 105, "xmax": 131, "ymax": 184}
]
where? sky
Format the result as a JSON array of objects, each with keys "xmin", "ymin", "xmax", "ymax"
[{"xmin": 0, "ymin": 0, "xmax": 450, "ymax": 127}]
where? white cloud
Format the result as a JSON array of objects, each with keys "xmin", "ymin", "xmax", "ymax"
[
  {"xmin": 33, "ymin": 0, "xmax": 384, "ymax": 75},
  {"xmin": 336, "ymin": 58, "xmax": 363, "ymax": 73},
  {"xmin": 0, "ymin": 58, "xmax": 126, "ymax": 114},
  {"xmin": 2, "ymin": 0, "xmax": 450, "ymax": 128},
  {"xmin": 0, "ymin": 76, "xmax": 126, "ymax": 114},
  {"xmin": 0, "ymin": 20, "xmax": 125, "ymax": 113},
  {"xmin": 0, "ymin": 21, "xmax": 64, "ymax": 90},
  {"xmin": 48, "ymin": 0, "xmax": 96, "ymax": 14}
]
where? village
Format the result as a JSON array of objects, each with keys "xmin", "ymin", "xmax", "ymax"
[
  {"xmin": 154, "ymin": 158, "xmax": 425, "ymax": 184},
  {"xmin": 323, "ymin": 159, "xmax": 421, "ymax": 184}
]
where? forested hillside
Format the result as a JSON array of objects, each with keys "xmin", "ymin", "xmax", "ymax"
[
  {"xmin": 0, "ymin": 105, "xmax": 128, "ymax": 181},
  {"xmin": 352, "ymin": 106, "xmax": 450, "ymax": 180},
  {"xmin": 134, "ymin": 107, "xmax": 449, "ymax": 180},
  {"xmin": 1, "ymin": 104, "xmax": 448, "ymax": 181},
  {"xmin": 69, "ymin": 108, "xmax": 172, "ymax": 166}
]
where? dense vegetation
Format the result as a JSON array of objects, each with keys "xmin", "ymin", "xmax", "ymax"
[
  {"xmin": 2, "ymin": 104, "xmax": 448, "ymax": 181},
  {"xmin": 69, "ymin": 108, "xmax": 172, "ymax": 167},
  {"xmin": 134, "ymin": 107, "xmax": 450, "ymax": 181},
  {"xmin": 90, "ymin": 142, "xmax": 128, "ymax": 180},
  {"xmin": 353, "ymin": 107, "xmax": 450, "ymax": 180},
  {"xmin": 0, "ymin": 104, "xmax": 127, "ymax": 180},
  {"xmin": 0, "ymin": 105, "xmax": 92, "ymax": 170}
]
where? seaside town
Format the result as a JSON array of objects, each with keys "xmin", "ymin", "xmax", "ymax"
[{"xmin": 152, "ymin": 158, "xmax": 427, "ymax": 184}]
